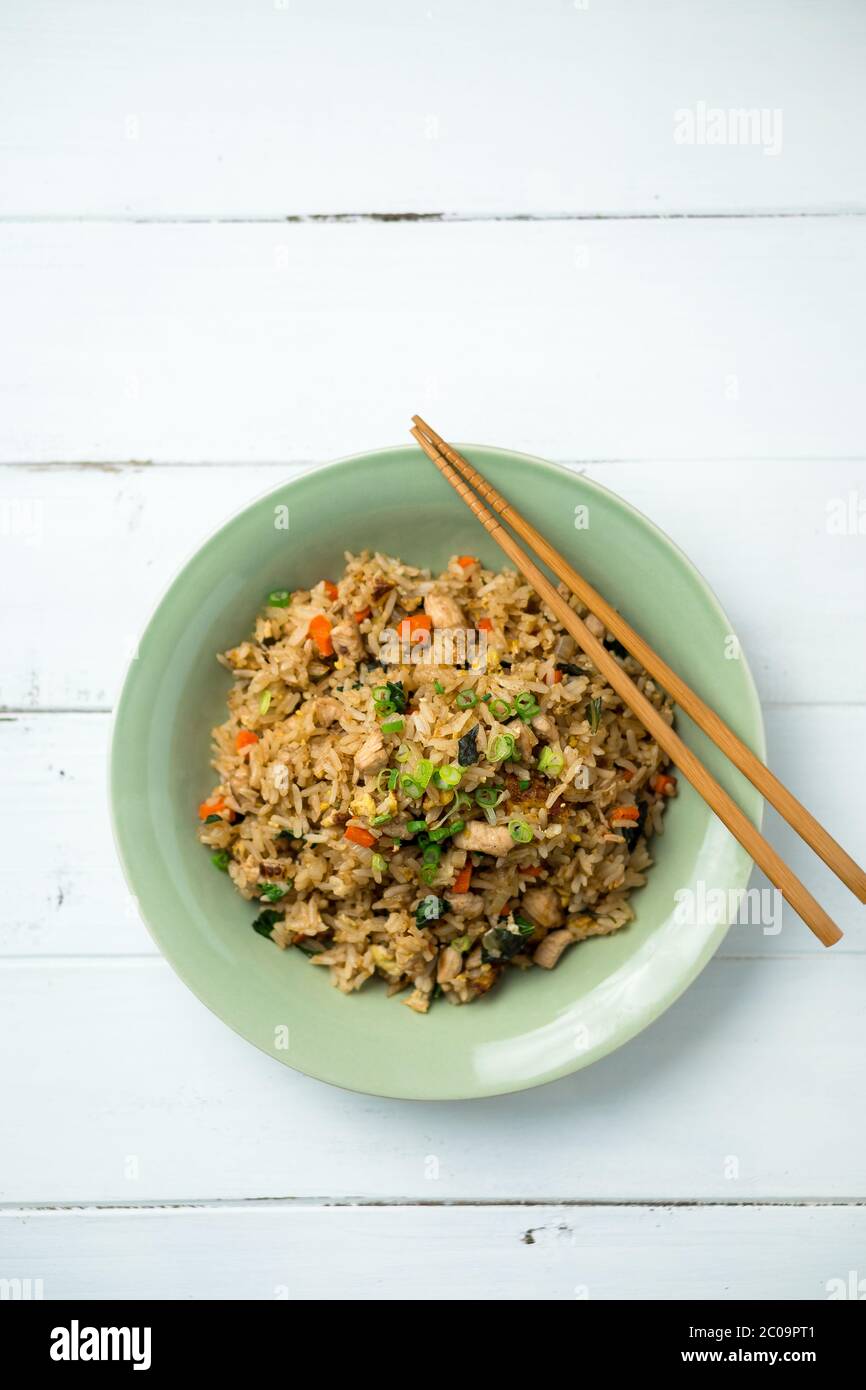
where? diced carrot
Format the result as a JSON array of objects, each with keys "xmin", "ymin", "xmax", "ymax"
[
  {"xmin": 520, "ymin": 865, "xmax": 543, "ymax": 877},
  {"xmin": 622, "ymin": 769, "xmax": 634, "ymax": 782},
  {"xmin": 499, "ymin": 901, "xmax": 512, "ymax": 917},
  {"xmin": 611, "ymin": 805, "xmax": 639, "ymax": 823},
  {"xmin": 551, "ymin": 669, "xmax": 563, "ymax": 684},
  {"xmin": 650, "ymin": 773, "xmax": 678, "ymax": 797},
  {"xmin": 323, "ymin": 580, "xmax": 339, "ymax": 601},
  {"xmin": 398, "ymin": 613, "xmax": 433, "ymax": 643},
  {"xmin": 456, "ymin": 556, "xmax": 477, "ymax": 568},
  {"xmin": 451, "ymin": 864, "xmax": 473, "ymax": 894},
  {"xmin": 198, "ymin": 795, "xmax": 225, "ymax": 820},
  {"xmin": 308, "ymin": 614, "xmax": 334, "ymax": 657},
  {"xmin": 353, "ymin": 606, "xmax": 371, "ymax": 623},
  {"xmin": 235, "ymin": 730, "xmax": 259, "ymax": 753},
  {"xmin": 477, "ymin": 618, "xmax": 493, "ymax": 632},
  {"xmin": 344, "ymin": 824, "xmax": 376, "ymax": 848}
]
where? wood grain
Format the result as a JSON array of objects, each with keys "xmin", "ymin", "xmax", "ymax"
[
  {"xmin": 2, "ymin": 955, "xmax": 865, "ymax": 1204},
  {"xmin": 0, "ymin": 1202, "xmax": 859, "ymax": 1300},
  {"xmin": 1, "ymin": 219, "xmax": 866, "ymax": 464},
  {"xmin": 2, "ymin": 0, "xmax": 865, "ymax": 219}
]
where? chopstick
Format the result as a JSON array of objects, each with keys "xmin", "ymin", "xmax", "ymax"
[
  {"xmin": 410, "ymin": 421, "xmax": 847, "ymax": 948},
  {"xmin": 413, "ymin": 416, "xmax": 866, "ymax": 911}
]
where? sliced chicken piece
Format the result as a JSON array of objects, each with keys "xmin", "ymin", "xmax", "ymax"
[
  {"xmin": 445, "ymin": 892, "xmax": 485, "ymax": 919},
  {"xmin": 521, "ymin": 886, "xmax": 564, "ymax": 930},
  {"xmin": 354, "ymin": 729, "xmax": 388, "ymax": 775},
  {"xmin": 533, "ymin": 928, "xmax": 574, "ymax": 969},
  {"xmin": 437, "ymin": 946, "xmax": 464, "ymax": 984},
  {"xmin": 453, "ymin": 821, "xmax": 514, "ymax": 856},
  {"xmin": 330, "ymin": 621, "xmax": 364, "ymax": 661},
  {"xmin": 530, "ymin": 712, "xmax": 557, "ymax": 741},
  {"xmin": 313, "ymin": 696, "xmax": 345, "ymax": 727},
  {"xmin": 424, "ymin": 589, "xmax": 465, "ymax": 629},
  {"xmin": 507, "ymin": 718, "xmax": 537, "ymax": 762}
]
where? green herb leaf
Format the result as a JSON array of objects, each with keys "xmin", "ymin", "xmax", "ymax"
[
  {"xmin": 588, "ymin": 697, "xmax": 602, "ymax": 734},
  {"xmin": 259, "ymin": 881, "xmax": 287, "ymax": 901},
  {"xmin": 458, "ymin": 724, "xmax": 480, "ymax": 766},
  {"xmin": 251, "ymin": 908, "xmax": 281, "ymax": 938},
  {"xmin": 415, "ymin": 894, "xmax": 445, "ymax": 928}
]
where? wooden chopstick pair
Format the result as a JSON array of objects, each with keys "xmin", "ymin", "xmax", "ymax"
[{"xmin": 410, "ymin": 415, "xmax": 866, "ymax": 948}]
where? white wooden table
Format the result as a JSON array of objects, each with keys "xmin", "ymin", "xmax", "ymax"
[{"xmin": 1, "ymin": 0, "xmax": 864, "ymax": 1301}]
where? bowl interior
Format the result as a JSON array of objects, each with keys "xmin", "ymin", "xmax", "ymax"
[{"xmin": 110, "ymin": 445, "xmax": 764, "ymax": 1099}]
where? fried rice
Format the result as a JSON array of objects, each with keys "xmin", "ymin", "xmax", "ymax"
[{"xmin": 198, "ymin": 550, "xmax": 677, "ymax": 1012}]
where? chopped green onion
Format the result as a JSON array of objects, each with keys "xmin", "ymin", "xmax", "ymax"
[
  {"xmin": 447, "ymin": 791, "xmax": 472, "ymax": 820},
  {"xmin": 372, "ymin": 684, "xmax": 390, "ymax": 704},
  {"xmin": 422, "ymin": 843, "xmax": 442, "ymax": 865},
  {"xmin": 434, "ymin": 764, "xmax": 462, "ymax": 789},
  {"xmin": 406, "ymin": 819, "xmax": 428, "ymax": 833},
  {"xmin": 508, "ymin": 818, "xmax": 533, "ymax": 844},
  {"xmin": 371, "ymin": 812, "xmax": 392, "ymax": 826},
  {"xmin": 267, "ymin": 589, "xmax": 291, "ymax": 607},
  {"xmin": 518, "ymin": 778, "xmax": 531, "ymax": 791},
  {"xmin": 381, "ymin": 715, "xmax": 405, "ymax": 735},
  {"xmin": 400, "ymin": 775, "xmax": 424, "ymax": 799},
  {"xmin": 204, "ymin": 813, "xmax": 222, "ymax": 824},
  {"xmin": 456, "ymin": 689, "xmax": 478, "ymax": 709},
  {"xmin": 259, "ymin": 689, "xmax": 272, "ymax": 714},
  {"xmin": 488, "ymin": 697, "xmax": 513, "ymax": 721},
  {"xmin": 429, "ymin": 820, "xmax": 464, "ymax": 843},
  {"xmin": 588, "ymin": 697, "xmax": 602, "ymax": 734},
  {"xmin": 481, "ymin": 693, "xmax": 493, "ymax": 703},
  {"xmin": 413, "ymin": 759, "xmax": 435, "ymax": 790},
  {"xmin": 451, "ymin": 934, "xmax": 472, "ymax": 953},
  {"xmin": 474, "ymin": 786, "xmax": 502, "ymax": 807},
  {"xmin": 211, "ymin": 850, "xmax": 230, "ymax": 872},
  {"xmin": 514, "ymin": 692, "xmax": 540, "ymax": 720},
  {"xmin": 420, "ymin": 863, "xmax": 438, "ymax": 885},
  {"xmin": 481, "ymin": 804, "xmax": 498, "ymax": 825},
  {"xmin": 371, "ymin": 853, "xmax": 388, "ymax": 874},
  {"xmin": 260, "ymin": 881, "xmax": 287, "ymax": 900},
  {"xmin": 434, "ymin": 680, "xmax": 445, "ymax": 694},
  {"xmin": 487, "ymin": 733, "xmax": 516, "ymax": 763},
  {"xmin": 538, "ymin": 745, "xmax": 565, "ymax": 778},
  {"xmin": 376, "ymin": 767, "xmax": 399, "ymax": 794},
  {"xmin": 395, "ymin": 743, "xmax": 412, "ymax": 763}
]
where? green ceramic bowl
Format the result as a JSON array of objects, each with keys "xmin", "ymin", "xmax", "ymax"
[{"xmin": 110, "ymin": 445, "xmax": 764, "ymax": 1100}]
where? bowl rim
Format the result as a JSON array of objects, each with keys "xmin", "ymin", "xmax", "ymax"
[{"xmin": 109, "ymin": 443, "xmax": 765, "ymax": 1100}]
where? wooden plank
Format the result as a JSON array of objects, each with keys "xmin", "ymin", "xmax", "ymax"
[
  {"xmin": 1, "ymin": 220, "xmax": 866, "ymax": 465},
  {"xmin": 0, "ymin": 1202, "xmax": 860, "ymax": 1300},
  {"xmin": 3, "ymin": 706, "xmax": 864, "ymax": 959},
  {"xmin": 1, "ymin": 955, "xmax": 864, "ymax": 1203},
  {"xmin": 2, "ymin": 459, "xmax": 863, "ymax": 710},
  {"xmin": 3, "ymin": 1, "xmax": 865, "ymax": 218}
]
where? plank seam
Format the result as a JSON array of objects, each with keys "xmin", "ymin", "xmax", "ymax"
[
  {"xmin": 2, "ymin": 209, "xmax": 866, "ymax": 226},
  {"xmin": 2, "ymin": 1197, "xmax": 865, "ymax": 1216}
]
